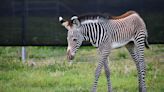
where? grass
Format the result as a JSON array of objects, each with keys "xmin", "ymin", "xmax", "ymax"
[{"xmin": 0, "ymin": 45, "xmax": 164, "ymax": 92}]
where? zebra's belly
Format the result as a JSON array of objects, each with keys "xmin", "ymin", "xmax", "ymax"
[{"xmin": 111, "ymin": 40, "xmax": 132, "ymax": 49}]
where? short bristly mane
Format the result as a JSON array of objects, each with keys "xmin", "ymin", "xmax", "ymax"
[
  {"xmin": 67, "ymin": 14, "xmax": 107, "ymax": 26},
  {"xmin": 78, "ymin": 14, "xmax": 108, "ymax": 22},
  {"xmin": 77, "ymin": 14, "xmax": 109, "ymax": 24}
]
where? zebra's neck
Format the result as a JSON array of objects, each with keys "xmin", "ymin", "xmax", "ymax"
[{"xmin": 80, "ymin": 22, "xmax": 108, "ymax": 47}]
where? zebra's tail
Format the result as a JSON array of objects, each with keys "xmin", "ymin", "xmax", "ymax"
[{"xmin": 145, "ymin": 37, "xmax": 150, "ymax": 49}]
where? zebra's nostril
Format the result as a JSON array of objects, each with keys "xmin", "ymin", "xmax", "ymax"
[{"xmin": 68, "ymin": 55, "xmax": 74, "ymax": 61}]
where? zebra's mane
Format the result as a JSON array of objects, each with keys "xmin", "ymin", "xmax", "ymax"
[
  {"xmin": 77, "ymin": 14, "xmax": 109, "ymax": 23},
  {"xmin": 67, "ymin": 14, "xmax": 109, "ymax": 25}
]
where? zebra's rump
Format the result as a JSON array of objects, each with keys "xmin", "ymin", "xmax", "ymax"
[{"xmin": 110, "ymin": 11, "xmax": 137, "ymax": 20}]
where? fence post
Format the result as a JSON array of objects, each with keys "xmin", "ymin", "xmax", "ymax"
[
  {"xmin": 22, "ymin": 47, "xmax": 26, "ymax": 63},
  {"xmin": 21, "ymin": 0, "xmax": 28, "ymax": 62}
]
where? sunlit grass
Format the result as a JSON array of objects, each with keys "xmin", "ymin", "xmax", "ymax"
[{"xmin": 0, "ymin": 45, "xmax": 164, "ymax": 92}]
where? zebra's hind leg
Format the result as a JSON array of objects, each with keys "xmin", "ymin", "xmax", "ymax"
[
  {"xmin": 103, "ymin": 59, "xmax": 112, "ymax": 92},
  {"xmin": 126, "ymin": 41, "xmax": 146, "ymax": 92}
]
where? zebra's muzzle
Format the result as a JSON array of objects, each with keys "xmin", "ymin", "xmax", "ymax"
[{"xmin": 67, "ymin": 50, "xmax": 74, "ymax": 61}]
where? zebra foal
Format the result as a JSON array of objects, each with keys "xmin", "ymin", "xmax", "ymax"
[{"xmin": 59, "ymin": 11, "xmax": 149, "ymax": 92}]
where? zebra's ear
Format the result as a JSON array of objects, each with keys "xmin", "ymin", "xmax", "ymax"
[
  {"xmin": 59, "ymin": 16, "xmax": 65, "ymax": 24},
  {"xmin": 59, "ymin": 16, "xmax": 71, "ymax": 30},
  {"xmin": 71, "ymin": 16, "xmax": 80, "ymax": 27}
]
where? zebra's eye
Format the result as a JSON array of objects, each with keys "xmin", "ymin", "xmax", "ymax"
[{"xmin": 73, "ymin": 38, "xmax": 77, "ymax": 41}]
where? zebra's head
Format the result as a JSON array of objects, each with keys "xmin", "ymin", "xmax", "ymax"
[{"xmin": 59, "ymin": 16, "xmax": 83, "ymax": 61}]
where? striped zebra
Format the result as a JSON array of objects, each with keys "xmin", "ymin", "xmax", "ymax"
[{"xmin": 59, "ymin": 11, "xmax": 149, "ymax": 92}]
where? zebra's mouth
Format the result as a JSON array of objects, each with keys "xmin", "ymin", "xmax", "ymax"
[{"xmin": 67, "ymin": 50, "xmax": 75, "ymax": 61}]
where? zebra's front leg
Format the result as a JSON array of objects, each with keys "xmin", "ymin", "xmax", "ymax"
[
  {"xmin": 103, "ymin": 59, "xmax": 112, "ymax": 92},
  {"xmin": 92, "ymin": 61, "xmax": 103, "ymax": 92},
  {"xmin": 92, "ymin": 51, "xmax": 112, "ymax": 92}
]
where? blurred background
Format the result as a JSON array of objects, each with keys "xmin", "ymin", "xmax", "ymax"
[{"xmin": 0, "ymin": 0, "xmax": 164, "ymax": 46}]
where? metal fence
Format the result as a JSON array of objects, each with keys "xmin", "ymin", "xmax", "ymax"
[{"xmin": 0, "ymin": 0, "xmax": 164, "ymax": 46}]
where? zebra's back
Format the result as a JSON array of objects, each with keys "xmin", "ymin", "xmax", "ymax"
[{"xmin": 106, "ymin": 12, "xmax": 147, "ymax": 49}]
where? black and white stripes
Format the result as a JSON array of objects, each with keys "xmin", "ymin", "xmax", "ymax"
[
  {"xmin": 81, "ymin": 22, "xmax": 108, "ymax": 47},
  {"xmin": 59, "ymin": 10, "xmax": 149, "ymax": 92}
]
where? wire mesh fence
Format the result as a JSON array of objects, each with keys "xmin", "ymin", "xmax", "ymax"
[{"xmin": 0, "ymin": 0, "xmax": 164, "ymax": 46}]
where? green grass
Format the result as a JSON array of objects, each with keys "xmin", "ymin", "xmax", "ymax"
[{"xmin": 0, "ymin": 45, "xmax": 164, "ymax": 92}]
